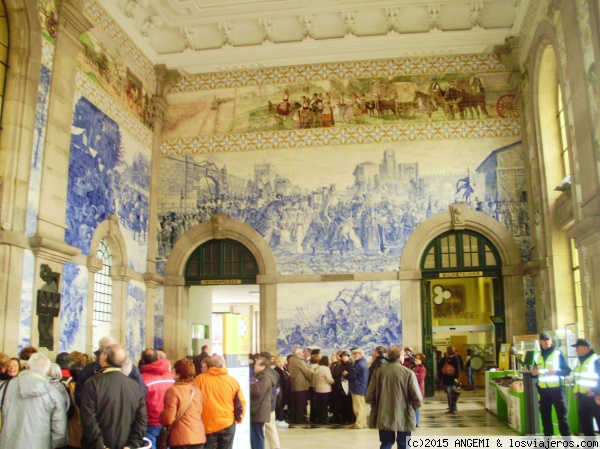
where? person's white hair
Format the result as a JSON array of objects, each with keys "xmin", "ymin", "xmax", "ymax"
[
  {"xmin": 121, "ymin": 357, "xmax": 133, "ymax": 376},
  {"xmin": 27, "ymin": 352, "xmax": 51, "ymax": 375},
  {"xmin": 47, "ymin": 363, "xmax": 62, "ymax": 380},
  {"xmin": 98, "ymin": 336, "xmax": 116, "ymax": 351}
]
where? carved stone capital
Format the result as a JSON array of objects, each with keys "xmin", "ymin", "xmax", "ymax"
[
  {"xmin": 87, "ymin": 255, "xmax": 103, "ymax": 273},
  {"xmin": 143, "ymin": 272, "xmax": 164, "ymax": 289},
  {"xmin": 29, "ymin": 236, "xmax": 81, "ymax": 264},
  {"xmin": 56, "ymin": 0, "xmax": 93, "ymax": 37}
]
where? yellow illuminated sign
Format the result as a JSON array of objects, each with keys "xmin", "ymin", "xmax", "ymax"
[
  {"xmin": 200, "ymin": 279, "xmax": 242, "ymax": 285},
  {"xmin": 438, "ymin": 271, "xmax": 483, "ymax": 278}
]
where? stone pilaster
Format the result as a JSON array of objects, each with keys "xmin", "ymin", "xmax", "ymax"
[
  {"xmin": 144, "ymin": 272, "xmax": 163, "ymax": 348},
  {"xmin": 36, "ymin": 0, "xmax": 92, "ymax": 243}
]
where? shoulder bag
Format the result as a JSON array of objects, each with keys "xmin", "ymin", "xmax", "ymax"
[
  {"xmin": 441, "ymin": 362, "xmax": 456, "ymax": 377},
  {"xmin": 157, "ymin": 386, "xmax": 195, "ymax": 449}
]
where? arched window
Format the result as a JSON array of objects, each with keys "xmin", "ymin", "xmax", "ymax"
[
  {"xmin": 0, "ymin": 1, "xmax": 8, "ymax": 123},
  {"xmin": 421, "ymin": 230, "xmax": 500, "ymax": 276},
  {"xmin": 185, "ymin": 239, "xmax": 258, "ymax": 285},
  {"xmin": 93, "ymin": 239, "xmax": 112, "ymax": 345},
  {"xmin": 536, "ymin": 44, "xmax": 579, "ymax": 329}
]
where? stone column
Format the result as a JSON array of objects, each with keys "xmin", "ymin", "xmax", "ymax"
[
  {"xmin": 144, "ymin": 274, "xmax": 162, "ymax": 348},
  {"xmin": 569, "ymin": 219, "xmax": 600, "ymax": 344},
  {"xmin": 28, "ymin": 1, "xmax": 92, "ymax": 352},
  {"xmin": 110, "ymin": 266, "xmax": 134, "ymax": 345},
  {"xmin": 144, "ymin": 66, "xmax": 178, "ymax": 349},
  {"xmin": 501, "ymin": 266, "xmax": 526, "ymax": 338},
  {"xmin": 258, "ymin": 275, "xmax": 277, "ymax": 354},
  {"xmin": 35, "ymin": 0, "xmax": 92, "ymax": 242},
  {"xmin": 85, "ymin": 254, "xmax": 103, "ymax": 354},
  {"xmin": 400, "ymin": 271, "xmax": 422, "ymax": 351},
  {"xmin": 145, "ymin": 65, "xmax": 179, "ymax": 274},
  {"xmin": 164, "ymin": 278, "xmax": 190, "ymax": 361}
]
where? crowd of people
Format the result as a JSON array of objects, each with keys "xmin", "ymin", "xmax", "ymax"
[
  {"xmin": 0, "ymin": 340, "xmax": 431, "ymax": 449},
  {"xmin": 246, "ymin": 344, "xmax": 427, "ymax": 448},
  {"xmin": 0, "ymin": 339, "xmax": 246, "ymax": 449}
]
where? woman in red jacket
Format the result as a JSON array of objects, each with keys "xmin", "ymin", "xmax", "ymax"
[
  {"xmin": 160, "ymin": 359, "xmax": 206, "ymax": 449},
  {"xmin": 412, "ymin": 353, "xmax": 427, "ymax": 427}
]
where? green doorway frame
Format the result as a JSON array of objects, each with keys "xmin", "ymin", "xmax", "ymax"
[{"xmin": 420, "ymin": 230, "xmax": 504, "ymax": 397}]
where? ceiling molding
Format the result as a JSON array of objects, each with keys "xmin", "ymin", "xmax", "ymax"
[{"xmin": 100, "ymin": 0, "xmax": 530, "ymax": 74}]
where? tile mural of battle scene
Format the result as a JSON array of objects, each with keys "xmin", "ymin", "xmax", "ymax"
[
  {"xmin": 163, "ymin": 72, "xmax": 517, "ymax": 138},
  {"xmin": 277, "ymin": 281, "xmax": 402, "ymax": 356},
  {"xmin": 66, "ymin": 97, "xmax": 151, "ymax": 272},
  {"xmin": 157, "ymin": 137, "xmax": 530, "ymax": 275},
  {"xmin": 59, "ymin": 263, "xmax": 89, "ymax": 353}
]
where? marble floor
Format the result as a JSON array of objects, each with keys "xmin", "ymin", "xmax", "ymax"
[{"xmin": 277, "ymin": 389, "xmax": 518, "ymax": 449}]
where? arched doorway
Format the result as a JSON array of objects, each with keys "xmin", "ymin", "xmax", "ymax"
[
  {"xmin": 163, "ymin": 214, "xmax": 277, "ymax": 361},
  {"xmin": 420, "ymin": 229, "xmax": 503, "ymax": 396},
  {"xmin": 399, "ymin": 204, "xmax": 524, "ymax": 397}
]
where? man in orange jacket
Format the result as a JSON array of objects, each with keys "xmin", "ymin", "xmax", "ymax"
[{"xmin": 195, "ymin": 355, "xmax": 246, "ymax": 449}]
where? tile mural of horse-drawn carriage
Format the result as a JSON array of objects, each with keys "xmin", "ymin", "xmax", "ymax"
[{"xmin": 164, "ymin": 71, "xmax": 517, "ymax": 138}]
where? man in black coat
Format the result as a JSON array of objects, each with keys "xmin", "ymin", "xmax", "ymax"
[
  {"xmin": 368, "ymin": 345, "xmax": 388, "ymax": 386},
  {"xmin": 80, "ymin": 344, "xmax": 147, "ymax": 449},
  {"xmin": 75, "ymin": 336, "xmax": 146, "ymax": 407}
]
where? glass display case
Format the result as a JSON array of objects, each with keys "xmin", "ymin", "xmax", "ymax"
[{"xmin": 511, "ymin": 334, "xmax": 540, "ymax": 371}]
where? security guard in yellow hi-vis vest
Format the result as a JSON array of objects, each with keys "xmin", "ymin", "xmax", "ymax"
[
  {"xmin": 572, "ymin": 338, "xmax": 600, "ymax": 436},
  {"xmin": 531, "ymin": 333, "xmax": 571, "ymax": 436}
]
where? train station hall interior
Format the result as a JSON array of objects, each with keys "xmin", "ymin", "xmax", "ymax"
[{"xmin": 1, "ymin": 0, "xmax": 600, "ymax": 440}]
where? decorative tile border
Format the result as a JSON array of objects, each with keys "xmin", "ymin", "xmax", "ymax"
[
  {"xmin": 172, "ymin": 54, "xmax": 509, "ymax": 92},
  {"xmin": 83, "ymin": 0, "xmax": 156, "ymax": 87},
  {"xmin": 76, "ymin": 71, "xmax": 153, "ymax": 147},
  {"xmin": 160, "ymin": 118, "xmax": 520, "ymax": 156}
]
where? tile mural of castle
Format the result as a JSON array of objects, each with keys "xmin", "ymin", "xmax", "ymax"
[{"xmin": 157, "ymin": 137, "xmax": 530, "ymax": 276}]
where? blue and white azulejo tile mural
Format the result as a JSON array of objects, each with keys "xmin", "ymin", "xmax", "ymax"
[
  {"xmin": 157, "ymin": 137, "xmax": 529, "ymax": 275},
  {"xmin": 277, "ymin": 280, "xmax": 402, "ymax": 356},
  {"xmin": 59, "ymin": 262, "xmax": 89, "ymax": 352},
  {"xmin": 154, "ymin": 286, "xmax": 164, "ymax": 350},
  {"xmin": 126, "ymin": 281, "xmax": 146, "ymax": 362},
  {"xmin": 19, "ymin": 250, "xmax": 35, "ymax": 351},
  {"xmin": 66, "ymin": 96, "xmax": 151, "ymax": 272},
  {"xmin": 26, "ymin": 64, "xmax": 52, "ymax": 237}
]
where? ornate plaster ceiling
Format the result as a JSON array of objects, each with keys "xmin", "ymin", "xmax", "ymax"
[{"xmin": 102, "ymin": 0, "xmax": 530, "ymax": 75}]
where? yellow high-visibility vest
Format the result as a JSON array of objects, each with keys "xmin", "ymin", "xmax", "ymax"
[
  {"xmin": 573, "ymin": 354, "xmax": 599, "ymax": 394},
  {"xmin": 534, "ymin": 350, "xmax": 562, "ymax": 388}
]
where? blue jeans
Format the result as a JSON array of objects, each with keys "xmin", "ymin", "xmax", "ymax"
[
  {"xmin": 446, "ymin": 385, "xmax": 458, "ymax": 411},
  {"xmin": 379, "ymin": 430, "xmax": 411, "ymax": 449},
  {"xmin": 250, "ymin": 422, "xmax": 265, "ymax": 449},
  {"xmin": 415, "ymin": 408, "xmax": 421, "ymax": 425},
  {"xmin": 146, "ymin": 425, "xmax": 162, "ymax": 449}
]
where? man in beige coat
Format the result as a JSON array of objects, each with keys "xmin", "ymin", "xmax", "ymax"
[
  {"xmin": 288, "ymin": 347, "xmax": 312, "ymax": 424},
  {"xmin": 366, "ymin": 345, "xmax": 422, "ymax": 449}
]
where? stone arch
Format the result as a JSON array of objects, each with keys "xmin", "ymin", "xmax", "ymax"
[
  {"xmin": 86, "ymin": 215, "xmax": 131, "ymax": 351},
  {"xmin": 89, "ymin": 215, "xmax": 129, "ymax": 269},
  {"xmin": 163, "ymin": 214, "xmax": 278, "ymax": 360},
  {"xmin": 399, "ymin": 205, "xmax": 524, "ymax": 353}
]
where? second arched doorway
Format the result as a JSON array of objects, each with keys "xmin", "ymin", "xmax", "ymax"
[
  {"xmin": 162, "ymin": 214, "xmax": 278, "ymax": 361},
  {"xmin": 399, "ymin": 204, "xmax": 524, "ymax": 397}
]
